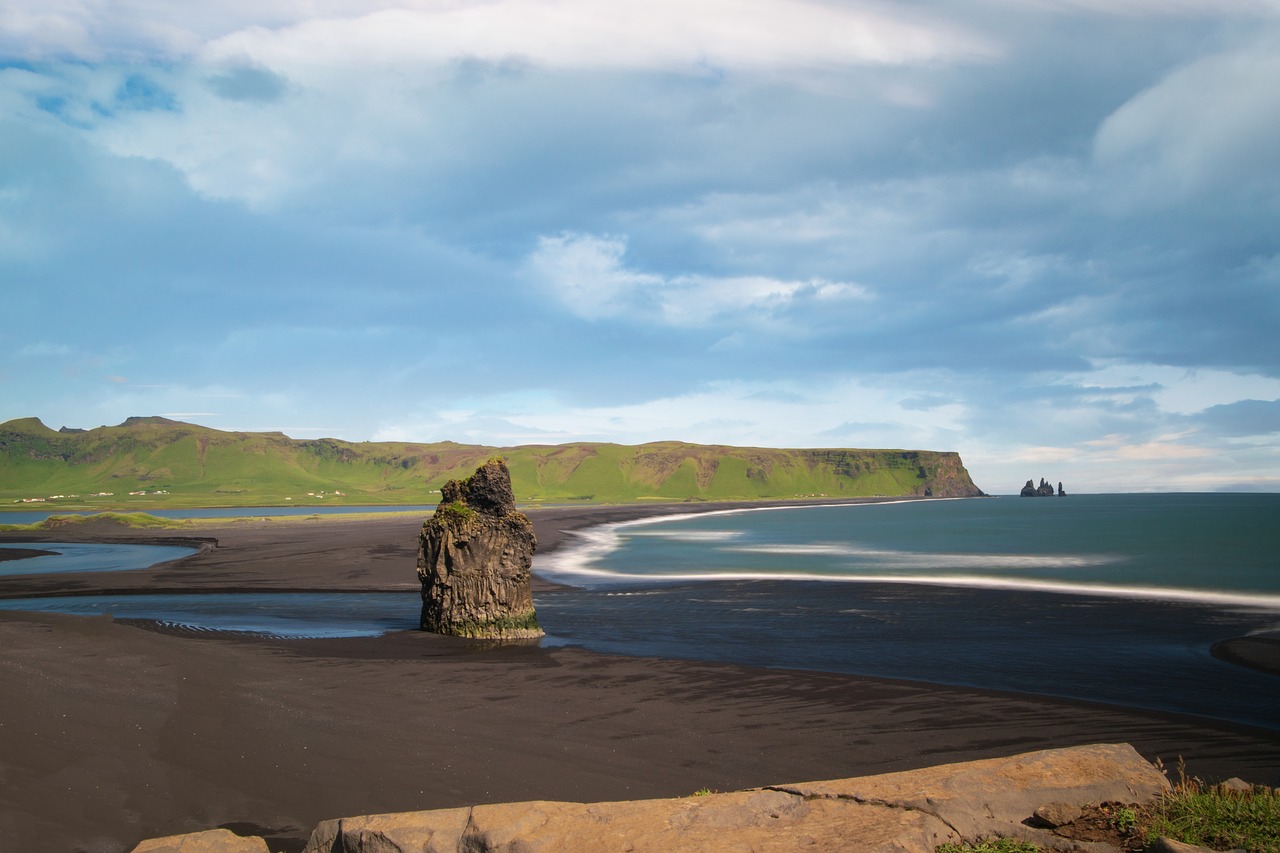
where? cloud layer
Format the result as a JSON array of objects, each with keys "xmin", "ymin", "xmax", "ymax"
[{"xmin": 2, "ymin": 0, "xmax": 1278, "ymax": 492}]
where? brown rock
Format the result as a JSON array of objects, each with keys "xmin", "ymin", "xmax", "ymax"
[
  {"xmin": 130, "ymin": 828, "xmax": 270, "ymax": 852},
  {"xmin": 417, "ymin": 459, "xmax": 541, "ymax": 639},
  {"xmin": 302, "ymin": 743, "xmax": 1169, "ymax": 853},
  {"xmin": 1146, "ymin": 837, "xmax": 1241, "ymax": 853},
  {"xmin": 303, "ymin": 791, "xmax": 954, "ymax": 853},
  {"xmin": 770, "ymin": 742, "xmax": 1168, "ymax": 846},
  {"xmin": 1033, "ymin": 801, "xmax": 1083, "ymax": 827}
]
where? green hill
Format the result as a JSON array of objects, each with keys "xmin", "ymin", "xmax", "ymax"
[{"xmin": 0, "ymin": 417, "xmax": 984, "ymax": 510}]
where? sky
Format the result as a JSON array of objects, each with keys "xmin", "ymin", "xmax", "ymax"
[{"xmin": 2, "ymin": 1, "xmax": 1278, "ymax": 494}]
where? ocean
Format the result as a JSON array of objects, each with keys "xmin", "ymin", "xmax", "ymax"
[
  {"xmin": 2, "ymin": 494, "xmax": 1277, "ymax": 729},
  {"xmin": 532, "ymin": 494, "xmax": 1280, "ymax": 730}
]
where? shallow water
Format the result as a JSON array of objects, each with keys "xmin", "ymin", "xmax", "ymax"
[
  {"xmin": 0, "ymin": 542, "xmax": 198, "ymax": 577},
  {"xmin": 0, "ymin": 591, "xmax": 419, "ymax": 638}
]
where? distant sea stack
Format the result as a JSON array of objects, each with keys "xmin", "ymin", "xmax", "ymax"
[
  {"xmin": 417, "ymin": 458, "xmax": 542, "ymax": 639},
  {"xmin": 1020, "ymin": 478, "xmax": 1066, "ymax": 497}
]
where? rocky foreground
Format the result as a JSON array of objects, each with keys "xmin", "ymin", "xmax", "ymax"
[{"xmin": 130, "ymin": 742, "xmax": 1208, "ymax": 852}]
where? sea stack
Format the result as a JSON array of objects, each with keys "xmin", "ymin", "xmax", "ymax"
[
  {"xmin": 1020, "ymin": 477, "xmax": 1065, "ymax": 497},
  {"xmin": 417, "ymin": 458, "xmax": 542, "ymax": 638}
]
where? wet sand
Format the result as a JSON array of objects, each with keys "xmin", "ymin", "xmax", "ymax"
[
  {"xmin": 2, "ymin": 502, "xmax": 1279, "ymax": 853},
  {"xmin": 0, "ymin": 546, "xmax": 59, "ymax": 563}
]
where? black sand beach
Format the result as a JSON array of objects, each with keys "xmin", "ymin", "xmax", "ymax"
[{"xmin": 2, "ymin": 502, "xmax": 1279, "ymax": 853}]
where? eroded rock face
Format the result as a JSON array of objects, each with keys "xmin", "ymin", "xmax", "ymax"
[{"xmin": 417, "ymin": 459, "xmax": 542, "ymax": 639}]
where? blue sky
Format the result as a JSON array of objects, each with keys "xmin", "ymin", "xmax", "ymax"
[{"xmin": 2, "ymin": 1, "xmax": 1278, "ymax": 494}]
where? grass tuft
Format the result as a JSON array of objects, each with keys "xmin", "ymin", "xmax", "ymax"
[
  {"xmin": 0, "ymin": 512, "xmax": 189, "ymax": 531},
  {"xmin": 1144, "ymin": 759, "xmax": 1280, "ymax": 853},
  {"xmin": 433, "ymin": 501, "xmax": 476, "ymax": 524}
]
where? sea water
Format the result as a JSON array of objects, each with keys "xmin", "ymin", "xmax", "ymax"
[
  {"xmin": 0, "ymin": 591, "xmax": 418, "ymax": 638},
  {"xmin": 536, "ymin": 494, "xmax": 1280, "ymax": 602},
  {"xmin": 534, "ymin": 494, "xmax": 1280, "ymax": 730}
]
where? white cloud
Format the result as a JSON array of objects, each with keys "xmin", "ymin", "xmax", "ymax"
[
  {"xmin": 199, "ymin": 1, "xmax": 997, "ymax": 75},
  {"xmin": 526, "ymin": 231, "xmax": 868, "ymax": 325},
  {"xmin": 1094, "ymin": 40, "xmax": 1280, "ymax": 202},
  {"xmin": 2, "ymin": 0, "xmax": 1000, "ymax": 69},
  {"xmin": 524, "ymin": 233, "xmax": 662, "ymax": 321},
  {"xmin": 375, "ymin": 376, "xmax": 969, "ymax": 453},
  {"xmin": 1015, "ymin": 0, "xmax": 1280, "ymax": 16},
  {"xmin": 1079, "ymin": 362, "xmax": 1280, "ymax": 415}
]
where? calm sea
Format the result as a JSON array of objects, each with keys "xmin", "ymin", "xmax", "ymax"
[
  {"xmin": 538, "ymin": 494, "xmax": 1280, "ymax": 602},
  {"xmin": 533, "ymin": 494, "xmax": 1280, "ymax": 730},
  {"xmin": 2, "ymin": 494, "xmax": 1277, "ymax": 729}
]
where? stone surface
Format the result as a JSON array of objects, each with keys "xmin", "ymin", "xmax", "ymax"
[
  {"xmin": 303, "ymin": 791, "xmax": 953, "ymax": 853},
  {"xmin": 1146, "ymin": 837, "xmax": 1243, "ymax": 853},
  {"xmin": 130, "ymin": 828, "xmax": 271, "ymax": 853},
  {"xmin": 301, "ymin": 743, "xmax": 1169, "ymax": 853},
  {"xmin": 780, "ymin": 742, "xmax": 1168, "ymax": 846},
  {"xmin": 1033, "ymin": 801, "xmax": 1084, "ymax": 828},
  {"xmin": 417, "ymin": 458, "xmax": 541, "ymax": 638}
]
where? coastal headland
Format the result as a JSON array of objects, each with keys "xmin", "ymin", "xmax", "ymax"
[{"xmin": 2, "ymin": 501, "xmax": 1279, "ymax": 853}]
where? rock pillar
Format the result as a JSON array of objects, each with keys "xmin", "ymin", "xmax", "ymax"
[{"xmin": 417, "ymin": 459, "xmax": 542, "ymax": 638}]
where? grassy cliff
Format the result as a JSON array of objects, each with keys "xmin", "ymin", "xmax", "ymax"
[{"xmin": 0, "ymin": 417, "xmax": 983, "ymax": 510}]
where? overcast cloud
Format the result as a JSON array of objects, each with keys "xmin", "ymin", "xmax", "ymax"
[{"xmin": 2, "ymin": 0, "xmax": 1278, "ymax": 493}]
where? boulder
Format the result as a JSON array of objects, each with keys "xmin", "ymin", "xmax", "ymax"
[
  {"xmin": 1218, "ymin": 777, "xmax": 1251, "ymax": 793},
  {"xmin": 302, "ymin": 743, "xmax": 1169, "ymax": 853},
  {"xmin": 1032, "ymin": 801, "xmax": 1083, "ymax": 828},
  {"xmin": 417, "ymin": 459, "xmax": 542, "ymax": 639},
  {"xmin": 130, "ymin": 828, "xmax": 270, "ymax": 853}
]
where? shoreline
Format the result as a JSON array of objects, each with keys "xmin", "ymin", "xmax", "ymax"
[
  {"xmin": 3, "ymin": 501, "xmax": 1280, "ymax": 852},
  {"xmin": 1212, "ymin": 632, "xmax": 1280, "ymax": 677},
  {"xmin": 3, "ymin": 497, "xmax": 1279, "ymax": 675},
  {"xmin": 4, "ymin": 607, "xmax": 1280, "ymax": 853}
]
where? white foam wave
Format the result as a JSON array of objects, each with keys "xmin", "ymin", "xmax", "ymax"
[
  {"xmin": 728, "ymin": 543, "xmax": 1116, "ymax": 570},
  {"xmin": 531, "ymin": 500, "xmax": 1280, "ymax": 611},
  {"xmin": 626, "ymin": 530, "xmax": 745, "ymax": 542},
  {"xmin": 534, "ymin": 499, "xmax": 924, "ymax": 581},
  {"xmin": 544, "ymin": 565, "xmax": 1280, "ymax": 610}
]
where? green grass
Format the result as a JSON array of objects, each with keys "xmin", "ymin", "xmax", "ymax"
[
  {"xmin": 433, "ymin": 501, "xmax": 476, "ymax": 524},
  {"xmin": 0, "ymin": 511, "xmax": 191, "ymax": 531},
  {"xmin": 1, "ymin": 417, "xmax": 983, "ymax": 509},
  {"xmin": 1144, "ymin": 762, "xmax": 1280, "ymax": 853}
]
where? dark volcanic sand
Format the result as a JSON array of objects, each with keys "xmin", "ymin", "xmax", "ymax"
[
  {"xmin": 0, "ymin": 547, "xmax": 59, "ymax": 563},
  {"xmin": 2, "ymin": 502, "xmax": 1279, "ymax": 853}
]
